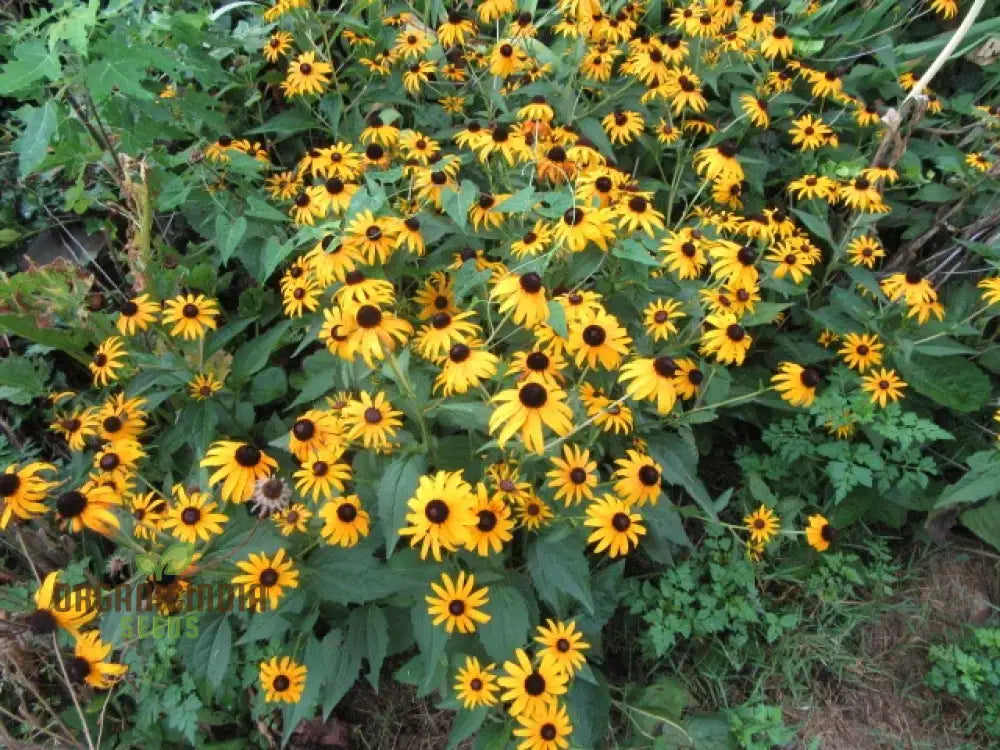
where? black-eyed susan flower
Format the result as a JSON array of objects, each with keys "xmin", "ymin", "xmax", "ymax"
[
  {"xmin": 613, "ymin": 450, "xmax": 663, "ymax": 506},
  {"xmin": 616, "ymin": 194, "xmax": 665, "ymax": 236},
  {"xmin": 535, "ymin": 619, "xmax": 590, "ymax": 676},
  {"xmin": 584, "ymin": 495, "xmax": 646, "ymax": 557},
  {"xmin": 838, "ymin": 176, "xmax": 888, "ymax": 213},
  {"xmin": 580, "ymin": 384, "xmax": 633, "ymax": 434},
  {"xmin": 619, "ymin": 356, "xmax": 679, "ymax": 414},
  {"xmin": 490, "ymin": 382, "xmax": 572, "ymax": 455},
  {"xmin": 694, "ymin": 141, "xmax": 743, "ymax": 183},
  {"xmin": 26, "ymin": 571, "xmax": 96, "ymax": 637},
  {"xmin": 55, "ymin": 484, "xmax": 119, "ymax": 535},
  {"xmin": 51, "ymin": 406, "xmax": 99, "ymax": 451},
  {"xmin": 966, "ymin": 152, "xmax": 992, "ymax": 172},
  {"xmin": 201, "ymin": 441, "xmax": 278, "ymax": 504},
  {"xmin": 343, "ymin": 302, "xmax": 414, "ymax": 368},
  {"xmin": 861, "ymin": 368, "xmax": 907, "ymax": 407},
  {"xmin": 115, "ymin": 295, "xmax": 158, "ymax": 336},
  {"xmin": 68, "ymin": 631, "xmax": 127, "ymax": 689},
  {"xmin": 342, "ymin": 391, "xmax": 403, "ymax": 450},
  {"xmin": 435, "ymin": 341, "xmax": 499, "ymax": 395},
  {"xmin": 465, "ymin": 483, "xmax": 514, "ymax": 556},
  {"xmin": 259, "ymin": 657, "xmax": 307, "ymax": 703},
  {"xmin": 318, "ymin": 494, "xmax": 370, "ymax": 547},
  {"xmin": 838, "ymin": 333, "xmax": 884, "ymax": 372},
  {"xmin": 293, "ymin": 451, "xmax": 350, "ymax": 502},
  {"xmin": 498, "ymin": 649, "xmax": 568, "ymax": 718},
  {"xmin": 398, "ymin": 470, "xmax": 477, "ymax": 561},
  {"xmin": 643, "ymin": 299, "xmax": 684, "ymax": 341},
  {"xmin": 700, "ymin": 313, "xmax": 752, "ymax": 365},
  {"xmin": 516, "ymin": 494, "xmax": 554, "ymax": 531},
  {"xmin": 931, "ymin": 0, "xmax": 958, "ymax": 18},
  {"xmin": 334, "ymin": 272, "xmax": 396, "ymax": 308},
  {"xmin": 509, "ymin": 348, "xmax": 567, "ymax": 388},
  {"xmin": 188, "ymin": 372, "xmax": 223, "ymax": 400},
  {"xmin": 425, "ymin": 570, "xmax": 491, "ymax": 634},
  {"xmin": 98, "ymin": 395, "xmax": 147, "ymax": 442},
  {"xmin": 232, "ymin": 548, "xmax": 298, "ymax": 611},
  {"xmin": 567, "ymin": 310, "xmax": 631, "ymax": 370},
  {"xmin": 772, "ymin": 362, "xmax": 822, "ymax": 407},
  {"xmin": 805, "ymin": 514, "xmax": 834, "ymax": 551},
  {"xmin": 414, "ymin": 311, "xmax": 481, "ymax": 361},
  {"xmin": 161, "ymin": 485, "xmax": 227, "ymax": 542},
  {"xmin": 847, "ymin": 235, "xmax": 885, "ymax": 268},
  {"xmin": 89, "ymin": 336, "xmax": 127, "ymax": 386},
  {"xmin": 978, "ymin": 276, "xmax": 1000, "ymax": 306},
  {"xmin": 127, "ymin": 491, "xmax": 165, "ymax": 540},
  {"xmin": 288, "ymin": 409, "xmax": 342, "ymax": 462},
  {"xmin": 789, "ymin": 114, "xmax": 832, "ymax": 151},
  {"xmin": 553, "ymin": 205, "xmax": 617, "ymax": 253},
  {"xmin": 745, "ymin": 505, "xmax": 779, "ymax": 544},
  {"xmin": 0, "ymin": 461, "xmax": 55, "ymax": 529},
  {"xmin": 789, "ymin": 174, "xmax": 837, "ymax": 202},
  {"xmin": 760, "ymin": 25, "xmax": 793, "ymax": 58},
  {"xmin": 263, "ymin": 31, "xmax": 293, "ymax": 62},
  {"xmin": 162, "ymin": 294, "xmax": 219, "ymax": 340},
  {"xmin": 93, "ymin": 440, "xmax": 145, "ymax": 485},
  {"xmin": 513, "ymin": 699, "xmax": 573, "ymax": 750},
  {"xmin": 491, "ymin": 272, "xmax": 550, "ymax": 327},
  {"xmin": 547, "ymin": 445, "xmax": 598, "ymax": 506},
  {"xmin": 661, "ymin": 229, "xmax": 708, "ymax": 279},
  {"xmin": 454, "ymin": 657, "xmax": 499, "ymax": 709},
  {"xmin": 602, "ymin": 109, "xmax": 644, "ymax": 144},
  {"xmin": 881, "ymin": 271, "xmax": 936, "ymax": 305},
  {"xmin": 281, "ymin": 51, "xmax": 333, "ymax": 97}
]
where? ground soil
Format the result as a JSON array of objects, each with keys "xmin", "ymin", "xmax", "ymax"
[{"xmin": 790, "ymin": 540, "xmax": 999, "ymax": 750}]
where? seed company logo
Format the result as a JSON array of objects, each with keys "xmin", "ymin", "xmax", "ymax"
[{"xmin": 50, "ymin": 544, "xmax": 268, "ymax": 638}]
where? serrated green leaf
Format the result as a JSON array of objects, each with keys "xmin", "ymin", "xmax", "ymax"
[
  {"xmin": 378, "ymin": 453, "xmax": 427, "ymax": 557},
  {"xmin": 15, "ymin": 102, "xmax": 58, "ymax": 178}
]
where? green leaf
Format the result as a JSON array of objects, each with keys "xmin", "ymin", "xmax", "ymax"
[
  {"xmin": 739, "ymin": 302, "xmax": 791, "ymax": 327},
  {"xmin": 246, "ymin": 106, "xmax": 321, "ymax": 137},
  {"xmin": 365, "ymin": 606, "xmax": 389, "ymax": 690},
  {"xmin": 614, "ymin": 239, "xmax": 659, "ymax": 266},
  {"xmin": 230, "ymin": 319, "xmax": 293, "ymax": 384},
  {"xmin": 447, "ymin": 708, "xmax": 488, "ymax": 750},
  {"xmin": 249, "ymin": 366, "xmax": 287, "ymax": 405},
  {"xmin": 547, "ymin": 300, "xmax": 568, "ymax": 338},
  {"xmin": 567, "ymin": 675, "xmax": 612, "ymax": 747},
  {"xmin": 411, "ymin": 605, "xmax": 448, "ymax": 697},
  {"xmin": 442, "ymin": 180, "xmax": 478, "ymax": 230},
  {"xmin": 914, "ymin": 183, "xmax": 959, "ymax": 202},
  {"xmin": 452, "ymin": 260, "xmax": 492, "ymax": 302},
  {"xmin": 648, "ymin": 435, "xmax": 717, "ymax": 520},
  {"xmin": 937, "ymin": 451, "xmax": 1000, "ymax": 507},
  {"xmin": 0, "ymin": 315, "xmax": 88, "ymax": 363},
  {"xmin": 15, "ymin": 102, "xmax": 58, "ymax": 178},
  {"xmin": 236, "ymin": 612, "xmax": 289, "ymax": 644},
  {"xmin": 206, "ymin": 615, "xmax": 231, "ymax": 689},
  {"xmin": 259, "ymin": 237, "xmax": 294, "ymax": 283},
  {"xmin": 0, "ymin": 355, "xmax": 49, "ymax": 405},
  {"xmin": 527, "ymin": 533, "xmax": 595, "ymax": 614},
  {"xmin": 0, "ymin": 41, "xmax": 61, "ymax": 95},
  {"xmin": 477, "ymin": 585, "xmax": 531, "ymax": 663},
  {"xmin": 378, "ymin": 452, "xmax": 427, "ymax": 557},
  {"xmin": 85, "ymin": 53, "xmax": 153, "ymax": 102},
  {"xmin": 791, "ymin": 207, "xmax": 834, "ymax": 246},
  {"xmin": 960, "ymin": 499, "xmax": 1000, "ymax": 552},
  {"xmin": 216, "ymin": 215, "xmax": 247, "ymax": 265},
  {"xmin": 894, "ymin": 354, "xmax": 991, "ymax": 413},
  {"xmin": 494, "ymin": 186, "xmax": 536, "ymax": 213},
  {"xmin": 307, "ymin": 545, "xmax": 436, "ymax": 604}
]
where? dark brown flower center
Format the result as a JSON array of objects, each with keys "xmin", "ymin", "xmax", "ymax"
[
  {"xmin": 540, "ymin": 724, "xmax": 558, "ymax": 741},
  {"xmin": 299, "ymin": 62, "xmax": 312, "ymax": 74},
  {"xmin": 364, "ymin": 407, "xmax": 383, "ymax": 424},
  {"xmin": 337, "ymin": 502, "xmax": 358, "ymax": 522},
  {"xmin": 477, "ymin": 509, "xmax": 498, "ymax": 531},
  {"xmin": 93, "ymin": 353, "xmax": 108, "ymax": 367},
  {"xmin": 181, "ymin": 507, "xmax": 201, "ymax": 525},
  {"xmin": 259, "ymin": 568, "xmax": 279, "ymax": 587},
  {"xmin": 0, "ymin": 473, "xmax": 21, "ymax": 496},
  {"xmin": 57, "ymin": 491, "xmax": 87, "ymax": 518},
  {"xmin": 519, "ymin": 272, "xmax": 543, "ymax": 293},
  {"xmin": 272, "ymin": 674, "xmax": 291, "ymax": 691},
  {"xmin": 356, "ymin": 305, "xmax": 383, "ymax": 328},
  {"xmin": 637, "ymin": 465, "xmax": 660, "ymax": 486},
  {"xmin": 425, "ymin": 499, "xmax": 449, "ymax": 524},
  {"xmin": 569, "ymin": 468, "xmax": 587, "ymax": 484},
  {"xmin": 292, "ymin": 419, "xmax": 315, "ymax": 441},
  {"xmin": 562, "ymin": 208, "xmax": 585, "ymax": 226},
  {"xmin": 519, "ymin": 383, "xmax": 547, "ymax": 408},
  {"xmin": 235, "ymin": 444, "xmax": 262, "ymax": 467},
  {"xmin": 524, "ymin": 672, "xmax": 546, "ymax": 695},
  {"xmin": 612, "ymin": 512, "xmax": 631, "ymax": 531},
  {"xmin": 448, "ymin": 599, "xmax": 466, "ymax": 615},
  {"xmin": 582, "ymin": 325, "xmax": 606, "ymax": 346},
  {"xmin": 800, "ymin": 368, "xmax": 822, "ymax": 388},
  {"xmin": 726, "ymin": 324, "xmax": 745, "ymax": 342}
]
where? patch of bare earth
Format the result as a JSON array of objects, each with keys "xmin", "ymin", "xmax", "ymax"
[{"xmin": 791, "ymin": 541, "xmax": 998, "ymax": 749}]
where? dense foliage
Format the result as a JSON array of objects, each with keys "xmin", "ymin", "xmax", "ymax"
[{"xmin": 1, "ymin": 0, "xmax": 999, "ymax": 747}]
